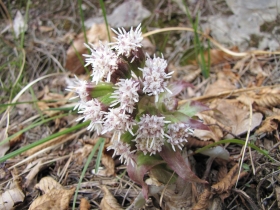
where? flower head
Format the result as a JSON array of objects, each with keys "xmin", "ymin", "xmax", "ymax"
[
  {"xmin": 112, "ymin": 24, "xmax": 143, "ymax": 61},
  {"xmin": 83, "ymin": 42, "xmax": 118, "ymax": 84},
  {"xmin": 66, "ymin": 75, "xmax": 91, "ymax": 110},
  {"xmin": 107, "ymin": 140, "xmax": 136, "ymax": 166},
  {"xmin": 135, "ymin": 114, "xmax": 170, "ymax": 155},
  {"xmin": 166, "ymin": 123, "xmax": 193, "ymax": 151},
  {"xmin": 140, "ymin": 55, "xmax": 173, "ymax": 102},
  {"xmin": 77, "ymin": 99, "xmax": 104, "ymax": 135},
  {"xmin": 110, "ymin": 79, "xmax": 140, "ymax": 113},
  {"xmin": 102, "ymin": 108, "xmax": 136, "ymax": 141}
]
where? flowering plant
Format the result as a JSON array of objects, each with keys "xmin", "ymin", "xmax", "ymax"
[{"xmin": 67, "ymin": 24, "xmax": 209, "ymax": 199}]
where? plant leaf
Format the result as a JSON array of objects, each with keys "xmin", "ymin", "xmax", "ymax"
[
  {"xmin": 159, "ymin": 144, "xmax": 207, "ymax": 184},
  {"xmin": 178, "ymin": 101, "xmax": 209, "ymax": 117},
  {"xmin": 127, "ymin": 153, "xmax": 164, "ymax": 199}
]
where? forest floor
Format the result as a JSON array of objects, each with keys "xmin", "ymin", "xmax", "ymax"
[{"xmin": 1, "ymin": 0, "xmax": 280, "ymax": 209}]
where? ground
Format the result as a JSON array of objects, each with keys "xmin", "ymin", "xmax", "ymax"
[{"xmin": 1, "ymin": 0, "xmax": 280, "ymax": 209}]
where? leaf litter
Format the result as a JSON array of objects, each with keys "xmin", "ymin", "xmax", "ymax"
[{"xmin": 1, "ymin": 0, "xmax": 280, "ymax": 210}]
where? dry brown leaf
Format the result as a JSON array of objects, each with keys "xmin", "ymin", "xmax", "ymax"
[
  {"xmin": 29, "ymin": 188, "xmax": 75, "ymax": 210},
  {"xmin": 0, "ymin": 170, "xmax": 25, "ymax": 209},
  {"xmin": 204, "ymin": 79, "xmax": 234, "ymax": 96},
  {"xmin": 195, "ymin": 111, "xmax": 229, "ymax": 141},
  {"xmin": 213, "ymin": 99, "xmax": 263, "ymax": 136},
  {"xmin": 65, "ymin": 23, "xmax": 113, "ymax": 74},
  {"xmin": 211, "ymin": 164, "xmax": 238, "ymax": 194},
  {"xmin": 256, "ymin": 115, "xmax": 280, "ymax": 134},
  {"xmin": 192, "ymin": 188, "xmax": 211, "ymax": 210},
  {"xmin": 99, "ymin": 151, "xmax": 115, "ymax": 177},
  {"xmin": 193, "ymin": 129, "xmax": 221, "ymax": 142},
  {"xmin": 80, "ymin": 198, "xmax": 90, "ymax": 210},
  {"xmin": 194, "ymin": 46, "xmax": 239, "ymax": 66},
  {"xmin": 255, "ymin": 93, "xmax": 280, "ymax": 107},
  {"xmin": 248, "ymin": 88, "xmax": 280, "ymax": 107},
  {"xmin": 35, "ymin": 176, "xmax": 63, "ymax": 193},
  {"xmin": 29, "ymin": 177, "xmax": 75, "ymax": 210},
  {"xmin": 0, "ymin": 185, "xmax": 25, "ymax": 209},
  {"xmin": 204, "ymin": 78, "xmax": 237, "ymax": 96},
  {"xmin": 74, "ymin": 144, "xmax": 94, "ymax": 165},
  {"xmin": 100, "ymin": 185, "xmax": 123, "ymax": 210},
  {"xmin": 215, "ymin": 159, "xmax": 228, "ymax": 182},
  {"xmin": 211, "ymin": 164, "xmax": 249, "ymax": 196},
  {"xmin": 185, "ymin": 136, "xmax": 214, "ymax": 148}
]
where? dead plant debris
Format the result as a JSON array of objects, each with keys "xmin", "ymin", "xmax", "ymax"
[{"xmin": 1, "ymin": 0, "xmax": 280, "ymax": 210}]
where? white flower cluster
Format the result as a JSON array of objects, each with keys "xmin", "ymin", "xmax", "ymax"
[
  {"xmin": 140, "ymin": 55, "xmax": 173, "ymax": 102},
  {"xmin": 135, "ymin": 114, "xmax": 170, "ymax": 155},
  {"xmin": 167, "ymin": 123, "xmax": 193, "ymax": 151},
  {"xmin": 67, "ymin": 24, "xmax": 193, "ymax": 165}
]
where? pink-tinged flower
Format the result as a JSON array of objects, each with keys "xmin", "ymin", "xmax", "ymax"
[
  {"xmin": 102, "ymin": 108, "xmax": 135, "ymax": 141},
  {"xmin": 139, "ymin": 55, "xmax": 173, "ymax": 102},
  {"xmin": 66, "ymin": 75, "xmax": 91, "ymax": 110},
  {"xmin": 167, "ymin": 123, "xmax": 193, "ymax": 151},
  {"xmin": 135, "ymin": 114, "xmax": 170, "ymax": 155},
  {"xmin": 83, "ymin": 42, "xmax": 118, "ymax": 84},
  {"xmin": 107, "ymin": 140, "xmax": 136, "ymax": 166},
  {"xmin": 112, "ymin": 24, "xmax": 143, "ymax": 61},
  {"xmin": 110, "ymin": 79, "xmax": 140, "ymax": 113},
  {"xmin": 76, "ymin": 99, "xmax": 104, "ymax": 135}
]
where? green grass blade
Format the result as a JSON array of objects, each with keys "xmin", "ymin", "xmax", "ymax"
[
  {"xmin": 0, "ymin": 121, "xmax": 89, "ymax": 163},
  {"xmin": 182, "ymin": 0, "xmax": 209, "ymax": 78},
  {"xmin": 95, "ymin": 138, "xmax": 105, "ymax": 173},
  {"xmin": 72, "ymin": 137, "xmax": 104, "ymax": 209},
  {"xmin": 78, "ymin": 0, "xmax": 87, "ymax": 44},
  {"xmin": 194, "ymin": 139, "xmax": 272, "ymax": 161},
  {"xmin": 99, "ymin": 0, "xmax": 111, "ymax": 42},
  {"xmin": 0, "ymin": 113, "xmax": 68, "ymax": 147}
]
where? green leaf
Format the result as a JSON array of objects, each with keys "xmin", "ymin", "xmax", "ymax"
[
  {"xmin": 177, "ymin": 101, "xmax": 209, "ymax": 117},
  {"xmin": 72, "ymin": 137, "xmax": 104, "ymax": 209},
  {"xmin": 90, "ymin": 83, "xmax": 114, "ymax": 98},
  {"xmin": 95, "ymin": 138, "xmax": 105, "ymax": 173},
  {"xmin": 99, "ymin": 93, "xmax": 114, "ymax": 105}
]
